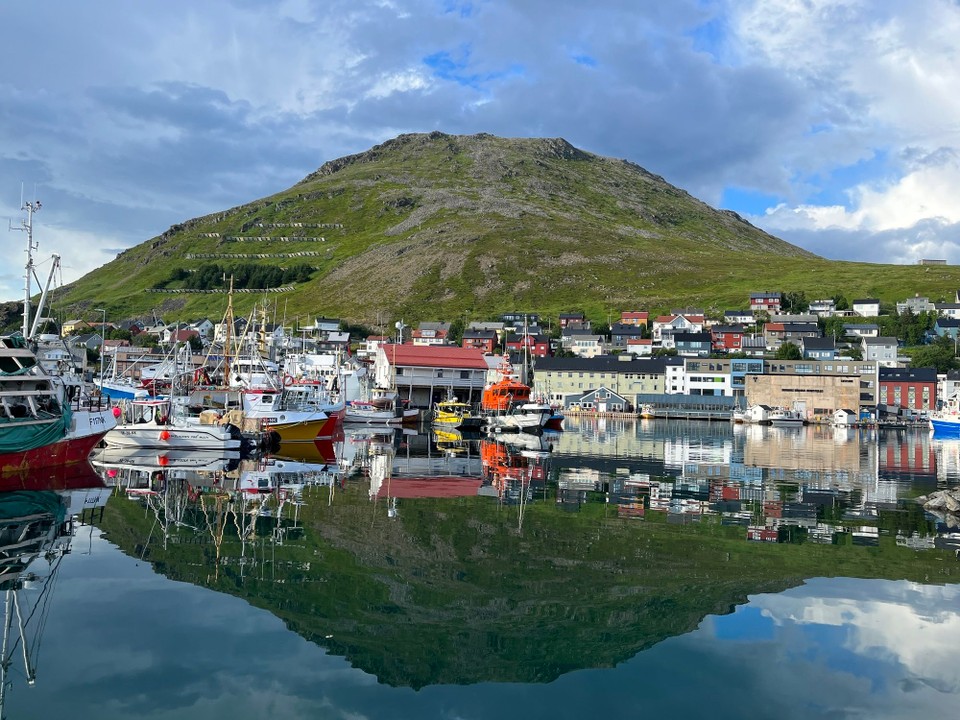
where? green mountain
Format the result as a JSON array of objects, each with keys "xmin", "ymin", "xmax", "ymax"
[{"xmin": 41, "ymin": 132, "xmax": 960, "ymax": 326}]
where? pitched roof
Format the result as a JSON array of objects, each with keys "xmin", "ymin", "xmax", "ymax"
[{"xmin": 383, "ymin": 345, "xmax": 488, "ymax": 369}]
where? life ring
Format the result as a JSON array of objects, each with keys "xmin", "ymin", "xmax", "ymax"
[{"xmin": 283, "ymin": 375, "xmax": 294, "ymax": 387}]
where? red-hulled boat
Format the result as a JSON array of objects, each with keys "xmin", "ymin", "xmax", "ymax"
[{"xmin": 0, "ymin": 334, "xmax": 117, "ymax": 474}]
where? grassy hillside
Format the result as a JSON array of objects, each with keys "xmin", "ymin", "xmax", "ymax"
[{"xmin": 33, "ymin": 132, "xmax": 960, "ymax": 328}]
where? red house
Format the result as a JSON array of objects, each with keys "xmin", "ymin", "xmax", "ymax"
[
  {"xmin": 505, "ymin": 333, "xmax": 551, "ymax": 358},
  {"xmin": 711, "ymin": 324, "xmax": 745, "ymax": 352},
  {"xmin": 461, "ymin": 329, "xmax": 498, "ymax": 353},
  {"xmin": 750, "ymin": 291, "xmax": 782, "ymax": 314},
  {"xmin": 878, "ymin": 367, "xmax": 937, "ymax": 413}
]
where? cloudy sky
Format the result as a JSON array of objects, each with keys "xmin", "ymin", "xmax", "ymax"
[{"xmin": 3, "ymin": 0, "xmax": 960, "ymax": 302}]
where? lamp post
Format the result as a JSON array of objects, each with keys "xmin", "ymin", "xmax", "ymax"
[{"xmin": 94, "ymin": 308, "xmax": 106, "ymax": 385}]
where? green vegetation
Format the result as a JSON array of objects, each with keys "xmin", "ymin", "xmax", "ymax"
[
  {"xmin": 98, "ymin": 480, "xmax": 958, "ymax": 690},
  {"xmin": 153, "ymin": 262, "xmax": 315, "ymax": 290},
  {"xmin": 12, "ymin": 132, "xmax": 960, "ymax": 332}
]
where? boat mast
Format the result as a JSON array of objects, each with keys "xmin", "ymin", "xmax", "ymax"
[{"xmin": 11, "ymin": 198, "xmax": 42, "ymax": 338}]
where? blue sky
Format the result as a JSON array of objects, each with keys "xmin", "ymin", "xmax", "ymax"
[{"xmin": 3, "ymin": 0, "xmax": 960, "ymax": 301}]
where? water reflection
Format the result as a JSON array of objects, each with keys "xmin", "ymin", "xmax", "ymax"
[
  {"xmin": 35, "ymin": 418, "xmax": 956, "ymax": 717},
  {"xmin": 0, "ymin": 463, "xmax": 108, "ymax": 718}
]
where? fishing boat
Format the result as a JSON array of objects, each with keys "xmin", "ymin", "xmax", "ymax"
[
  {"xmin": 103, "ymin": 397, "xmax": 245, "ymax": 450},
  {"xmin": 344, "ymin": 399, "xmax": 417, "ymax": 425},
  {"xmin": 240, "ymin": 386, "xmax": 339, "ymax": 443},
  {"xmin": 0, "ymin": 200, "xmax": 116, "ymax": 472},
  {"xmin": 480, "ymin": 360, "xmax": 551, "ymax": 433},
  {"xmin": 90, "ymin": 446, "xmax": 241, "ymax": 474},
  {"xmin": 768, "ymin": 407, "xmax": 805, "ymax": 427},
  {"xmin": 930, "ymin": 393, "xmax": 960, "ymax": 436},
  {"xmin": 432, "ymin": 398, "xmax": 485, "ymax": 430},
  {"xmin": 0, "ymin": 334, "xmax": 117, "ymax": 473}
]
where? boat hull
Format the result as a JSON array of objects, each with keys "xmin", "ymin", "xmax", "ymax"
[
  {"xmin": 930, "ymin": 417, "xmax": 960, "ymax": 436},
  {"xmin": 0, "ymin": 430, "xmax": 108, "ymax": 474},
  {"xmin": 267, "ymin": 415, "xmax": 339, "ymax": 443},
  {"xmin": 104, "ymin": 425, "xmax": 242, "ymax": 450}
]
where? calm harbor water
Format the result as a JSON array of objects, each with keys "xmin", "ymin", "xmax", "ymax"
[{"xmin": 5, "ymin": 417, "xmax": 960, "ymax": 719}]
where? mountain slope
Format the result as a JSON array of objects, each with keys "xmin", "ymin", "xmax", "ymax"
[{"xmin": 49, "ymin": 132, "xmax": 960, "ymax": 325}]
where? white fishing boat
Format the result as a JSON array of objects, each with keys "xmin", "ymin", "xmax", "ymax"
[
  {"xmin": 768, "ymin": 407, "xmax": 805, "ymax": 427},
  {"xmin": 103, "ymin": 398, "xmax": 244, "ymax": 450}
]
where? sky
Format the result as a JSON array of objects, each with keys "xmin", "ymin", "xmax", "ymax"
[{"xmin": 4, "ymin": 0, "xmax": 960, "ymax": 303}]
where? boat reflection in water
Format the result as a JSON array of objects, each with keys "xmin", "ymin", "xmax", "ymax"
[
  {"xmin": 65, "ymin": 420, "xmax": 960, "ymax": 717},
  {"xmin": 0, "ymin": 462, "xmax": 108, "ymax": 717}
]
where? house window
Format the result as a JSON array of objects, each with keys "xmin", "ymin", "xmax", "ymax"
[
  {"xmin": 460, "ymin": 370, "xmax": 470, "ymax": 379},
  {"xmin": 396, "ymin": 367, "xmax": 404, "ymax": 375}
]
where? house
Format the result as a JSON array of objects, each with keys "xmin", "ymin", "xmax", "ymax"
[
  {"xmin": 851, "ymin": 298, "xmax": 880, "ymax": 317},
  {"xmin": 564, "ymin": 386, "xmax": 631, "ymax": 413},
  {"xmin": 504, "ymin": 332, "xmax": 551, "ymax": 358},
  {"xmin": 161, "ymin": 323, "xmax": 200, "ymax": 345},
  {"xmin": 710, "ymin": 324, "xmax": 746, "ymax": 352},
  {"xmin": 372, "ymin": 344, "xmax": 489, "ymax": 408},
  {"xmin": 412, "ymin": 321, "xmax": 451, "ymax": 346},
  {"xmin": 879, "ymin": 366, "xmax": 937, "ymax": 414},
  {"xmin": 671, "ymin": 332, "xmax": 712, "ymax": 357},
  {"xmin": 190, "ymin": 318, "xmax": 215, "ymax": 342},
  {"xmin": 315, "ymin": 330, "xmax": 351, "ymax": 354},
  {"xmin": 740, "ymin": 335, "xmax": 767, "ymax": 357},
  {"xmin": 68, "ymin": 333, "xmax": 102, "ymax": 352},
  {"xmin": 939, "ymin": 369, "xmax": 960, "ymax": 409},
  {"xmin": 558, "ymin": 312, "xmax": 586, "ymax": 329},
  {"xmin": 763, "ymin": 322, "xmax": 820, "ymax": 351},
  {"xmin": 609, "ymin": 322, "xmax": 645, "ymax": 348},
  {"xmin": 932, "ymin": 317, "xmax": 960, "ymax": 341},
  {"xmin": 619, "ymin": 311, "xmax": 649, "ymax": 327},
  {"xmin": 749, "ymin": 292, "xmax": 782, "ymax": 314},
  {"xmin": 896, "ymin": 295, "xmax": 935, "ymax": 315},
  {"xmin": 724, "ymin": 310, "xmax": 755, "ymax": 325},
  {"xmin": 862, "ymin": 336, "xmax": 899, "ymax": 367},
  {"xmin": 356, "ymin": 335, "xmax": 388, "ymax": 361},
  {"xmin": 802, "ymin": 336, "xmax": 838, "ymax": 360},
  {"xmin": 499, "ymin": 313, "xmax": 540, "ymax": 329},
  {"xmin": 303, "ymin": 317, "xmax": 342, "ymax": 334},
  {"xmin": 808, "ymin": 298, "xmax": 837, "ymax": 316},
  {"xmin": 833, "ymin": 408, "xmax": 858, "ymax": 426},
  {"xmin": 625, "ymin": 338, "xmax": 653, "ymax": 357},
  {"xmin": 652, "ymin": 313, "xmax": 704, "ymax": 343},
  {"xmin": 843, "ymin": 323, "xmax": 879, "ymax": 339},
  {"xmin": 934, "ymin": 302, "xmax": 960, "ymax": 320},
  {"xmin": 117, "ymin": 319, "xmax": 145, "ymax": 336},
  {"xmin": 461, "ymin": 328, "xmax": 498, "ymax": 354},
  {"xmin": 567, "ymin": 334, "xmax": 604, "ymax": 358}
]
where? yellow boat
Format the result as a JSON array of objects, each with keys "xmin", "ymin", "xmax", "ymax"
[{"xmin": 432, "ymin": 400, "xmax": 484, "ymax": 430}]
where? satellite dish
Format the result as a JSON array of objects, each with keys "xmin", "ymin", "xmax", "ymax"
[{"xmin": 395, "ymin": 321, "xmax": 402, "ymax": 329}]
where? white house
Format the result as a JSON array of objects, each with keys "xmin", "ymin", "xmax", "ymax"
[
  {"xmin": 569, "ymin": 334, "xmax": 604, "ymax": 358},
  {"xmin": 652, "ymin": 313, "xmax": 705, "ymax": 343},
  {"xmin": 808, "ymin": 299, "xmax": 836, "ymax": 316},
  {"xmin": 852, "ymin": 299, "xmax": 880, "ymax": 317}
]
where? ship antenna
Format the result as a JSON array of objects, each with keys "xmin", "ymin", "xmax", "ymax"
[{"xmin": 9, "ymin": 193, "xmax": 42, "ymax": 338}]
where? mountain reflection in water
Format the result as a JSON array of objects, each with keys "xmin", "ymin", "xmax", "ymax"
[{"xmin": 13, "ymin": 419, "xmax": 960, "ymax": 718}]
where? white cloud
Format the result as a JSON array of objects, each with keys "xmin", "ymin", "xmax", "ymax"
[
  {"xmin": 4, "ymin": 0, "xmax": 960, "ymax": 301},
  {"xmin": 751, "ymin": 579, "xmax": 960, "ymax": 693}
]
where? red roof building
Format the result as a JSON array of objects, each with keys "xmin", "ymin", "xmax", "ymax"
[{"xmin": 373, "ymin": 344, "xmax": 489, "ymax": 408}]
